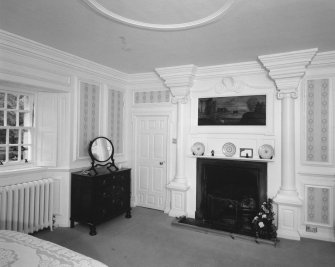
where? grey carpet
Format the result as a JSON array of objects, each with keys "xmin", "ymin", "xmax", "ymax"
[{"xmin": 34, "ymin": 207, "xmax": 335, "ymax": 267}]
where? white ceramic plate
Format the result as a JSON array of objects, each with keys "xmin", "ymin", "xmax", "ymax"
[
  {"xmin": 191, "ymin": 142, "xmax": 205, "ymax": 156},
  {"xmin": 258, "ymin": 144, "xmax": 274, "ymax": 159},
  {"xmin": 222, "ymin": 142, "xmax": 236, "ymax": 157}
]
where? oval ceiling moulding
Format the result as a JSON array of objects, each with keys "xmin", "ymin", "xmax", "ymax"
[{"xmin": 82, "ymin": 0, "xmax": 236, "ymax": 31}]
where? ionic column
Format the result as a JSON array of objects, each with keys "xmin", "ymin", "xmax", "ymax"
[
  {"xmin": 156, "ymin": 65, "xmax": 197, "ymax": 217},
  {"xmin": 259, "ymin": 48, "xmax": 317, "ymax": 240},
  {"xmin": 173, "ymin": 96, "xmax": 187, "ymax": 185}
]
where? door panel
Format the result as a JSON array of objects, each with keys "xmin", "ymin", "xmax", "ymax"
[
  {"xmin": 135, "ymin": 116, "xmax": 168, "ymax": 211},
  {"xmin": 153, "ymin": 134, "xmax": 164, "ymax": 159},
  {"xmin": 139, "ymin": 166, "xmax": 149, "ymax": 190},
  {"xmin": 153, "ymin": 167, "xmax": 163, "ymax": 192}
]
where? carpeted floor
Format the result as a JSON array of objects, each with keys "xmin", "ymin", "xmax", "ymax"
[{"xmin": 34, "ymin": 207, "xmax": 335, "ymax": 267}]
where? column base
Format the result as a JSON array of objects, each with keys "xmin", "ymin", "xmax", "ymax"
[
  {"xmin": 274, "ymin": 192, "xmax": 302, "ymax": 241},
  {"xmin": 166, "ymin": 182, "xmax": 190, "ymax": 217}
]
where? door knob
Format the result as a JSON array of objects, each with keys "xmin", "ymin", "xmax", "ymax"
[{"xmin": 159, "ymin": 161, "xmax": 164, "ymax": 165}]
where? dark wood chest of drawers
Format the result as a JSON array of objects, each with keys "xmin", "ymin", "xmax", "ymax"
[{"xmin": 70, "ymin": 168, "xmax": 131, "ymax": 235}]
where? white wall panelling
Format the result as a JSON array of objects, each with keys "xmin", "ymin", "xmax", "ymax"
[
  {"xmin": 0, "ymin": 30, "xmax": 130, "ymax": 230},
  {"xmin": 134, "ymin": 90, "xmax": 170, "ymax": 104},
  {"xmin": 301, "ymin": 77, "xmax": 334, "ymax": 166},
  {"xmin": 305, "ymin": 185, "xmax": 332, "ymax": 226},
  {"xmin": 36, "ymin": 92, "xmax": 58, "ymax": 167},
  {"xmin": 107, "ymin": 88, "xmax": 124, "ymax": 154},
  {"xmin": 298, "ymin": 173, "xmax": 335, "ymax": 241},
  {"xmin": 77, "ymin": 80, "xmax": 100, "ymax": 159}
]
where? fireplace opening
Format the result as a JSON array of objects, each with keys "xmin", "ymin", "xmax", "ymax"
[{"xmin": 195, "ymin": 158, "xmax": 267, "ymax": 237}]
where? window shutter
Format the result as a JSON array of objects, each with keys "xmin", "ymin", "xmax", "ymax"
[{"xmin": 36, "ymin": 92, "xmax": 58, "ymax": 166}]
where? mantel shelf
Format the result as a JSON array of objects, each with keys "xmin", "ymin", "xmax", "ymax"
[{"xmin": 187, "ymin": 155, "xmax": 274, "ymax": 163}]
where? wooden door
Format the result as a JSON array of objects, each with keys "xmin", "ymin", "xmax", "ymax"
[{"xmin": 135, "ymin": 116, "xmax": 168, "ymax": 211}]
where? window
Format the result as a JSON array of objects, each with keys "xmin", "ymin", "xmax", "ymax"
[{"xmin": 0, "ymin": 90, "xmax": 33, "ymax": 165}]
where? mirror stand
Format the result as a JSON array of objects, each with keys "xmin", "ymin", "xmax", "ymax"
[
  {"xmin": 88, "ymin": 160, "xmax": 118, "ymax": 176},
  {"xmin": 87, "ymin": 136, "xmax": 119, "ymax": 175}
]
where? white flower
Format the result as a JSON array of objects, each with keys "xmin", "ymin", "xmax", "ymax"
[
  {"xmin": 258, "ymin": 222, "xmax": 265, "ymax": 228},
  {"xmin": 254, "ymin": 216, "xmax": 259, "ymax": 220},
  {"xmin": 262, "ymin": 214, "xmax": 267, "ymax": 218}
]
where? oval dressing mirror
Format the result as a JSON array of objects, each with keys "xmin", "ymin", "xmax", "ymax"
[{"xmin": 88, "ymin": 136, "xmax": 118, "ymax": 175}]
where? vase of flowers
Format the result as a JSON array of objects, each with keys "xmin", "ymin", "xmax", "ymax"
[{"xmin": 252, "ymin": 198, "xmax": 277, "ymax": 241}]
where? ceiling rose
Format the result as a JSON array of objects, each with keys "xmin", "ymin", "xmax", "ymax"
[{"xmin": 82, "ymin": 0, "xmax": 236, "ymax": 30}]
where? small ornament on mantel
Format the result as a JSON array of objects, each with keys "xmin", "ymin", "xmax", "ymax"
[{"xmin": 211, "ymin": 150, "xmax": 215, "ymax": 156}]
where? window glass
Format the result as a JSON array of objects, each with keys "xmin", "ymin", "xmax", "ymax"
[
  {"xmin": 7, "ymin": 94, "xmax": 17, "ymax": 109},
  {"xmin": 0, "ymin": 93, "xmax": 4, "ymax": 108},
  {"xmin": 8, "ymin": 146, "xmax": 18, "ymax": 161},
  {"xmin": 21, "ymin": 129, "xmax": 30, "ymax": 144},
  {"xmin": 21, "ymin": 146, "xmax": 29, "ymax": 161},
  {"xmin": 19, "ymin": 112, "xmax": 25, "ymax": 126},
  {"xmin": 7, "ymin": 111, "xmax": 16, "ymax": 126},
  {"xmin": 0, "ymin": 90, "xmax": 33, "ymax": 165},
  {"xmin": 0, "ymin": 147, "xmax": 5, "ymax": 161},
  {"xmin": 9, "ymin": 129, "xmax": 19, "ymax": 144},
  {"xmin": 0, "ymin": 129, "xmax": 6, "ymax": 144},
  {"xmin": 0, "ymin": 110, "xmax": 3, "ymax": 126},
  {"xmin": 19, "ymin": 95, "xmax": 28, "ymax": 110}
]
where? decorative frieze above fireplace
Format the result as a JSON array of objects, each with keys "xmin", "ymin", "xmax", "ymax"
[{"xmin": 195, "ymin": 158, "xmax": 267, "ymax": 237}]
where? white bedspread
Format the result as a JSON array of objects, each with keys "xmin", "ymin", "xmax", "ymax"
[{"xmin": 0, "ymin": 230, "xmax": 108, "ymax": 267}]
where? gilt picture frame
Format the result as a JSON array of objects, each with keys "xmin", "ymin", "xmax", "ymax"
[{"xmin": 198, "ymin": 95, "xmax": 266, "ymax": 126}]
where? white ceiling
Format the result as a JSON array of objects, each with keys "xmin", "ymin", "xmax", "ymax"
[{"xmin": 1, "ymin": 0, "xmax": 335, "ymax": 74}]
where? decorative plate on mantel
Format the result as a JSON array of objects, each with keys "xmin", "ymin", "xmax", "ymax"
[
  {"xmin": 258, "ymin": 144, "xmax": 274, "ymax": 159},
  {"xmin": 222, "ymin": 142, "xmax": 236, "ymax": 157},
  {"xmin": 191, "ymin": 142, "xmax": 205, "ymax": 156}
]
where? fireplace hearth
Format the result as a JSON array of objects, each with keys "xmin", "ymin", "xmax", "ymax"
[{"xmin": 195, "ymin": 158, "xmax": 267, "ymax": 237}]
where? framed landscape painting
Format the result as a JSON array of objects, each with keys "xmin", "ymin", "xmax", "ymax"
[{"xmin": 198, "ymin": 95, "xmax": 266, "ymax": 126}]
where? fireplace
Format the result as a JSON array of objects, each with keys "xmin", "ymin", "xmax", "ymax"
[{"xmin": 195, "ymin": 158, "xmax": 267, "ymax": 236}]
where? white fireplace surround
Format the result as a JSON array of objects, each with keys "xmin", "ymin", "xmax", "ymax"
[{"xmin": 156, "ymin": 49, "xmax": 335, "ymax": 242}]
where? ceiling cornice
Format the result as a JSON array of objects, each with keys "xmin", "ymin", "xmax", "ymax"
[
  {"xmin": 128, "ymin": 72, "xmax": 167, "ymax": 90},
  {"xmin": 0, "ymin": 29, "xmax": 128, "ymax": 86},
  {"xmin": 309, "ymin": 51, "xmax": 335, "ymax": 68},
  {"xmin": 82, "ymin": 0, "xmax": 236, "ymax": 31}
]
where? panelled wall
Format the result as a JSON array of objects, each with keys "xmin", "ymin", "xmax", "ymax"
[
  {"xmin": 297, "ymin": 65, "xmax": 335, "ymax": 241},
  {"xmin": 77, "ymin": 81, "xmax": 125, "ymax": 159},
  {"xmin": 0, "ymin": 30, "xmax": 129, "ymax": 227}
]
